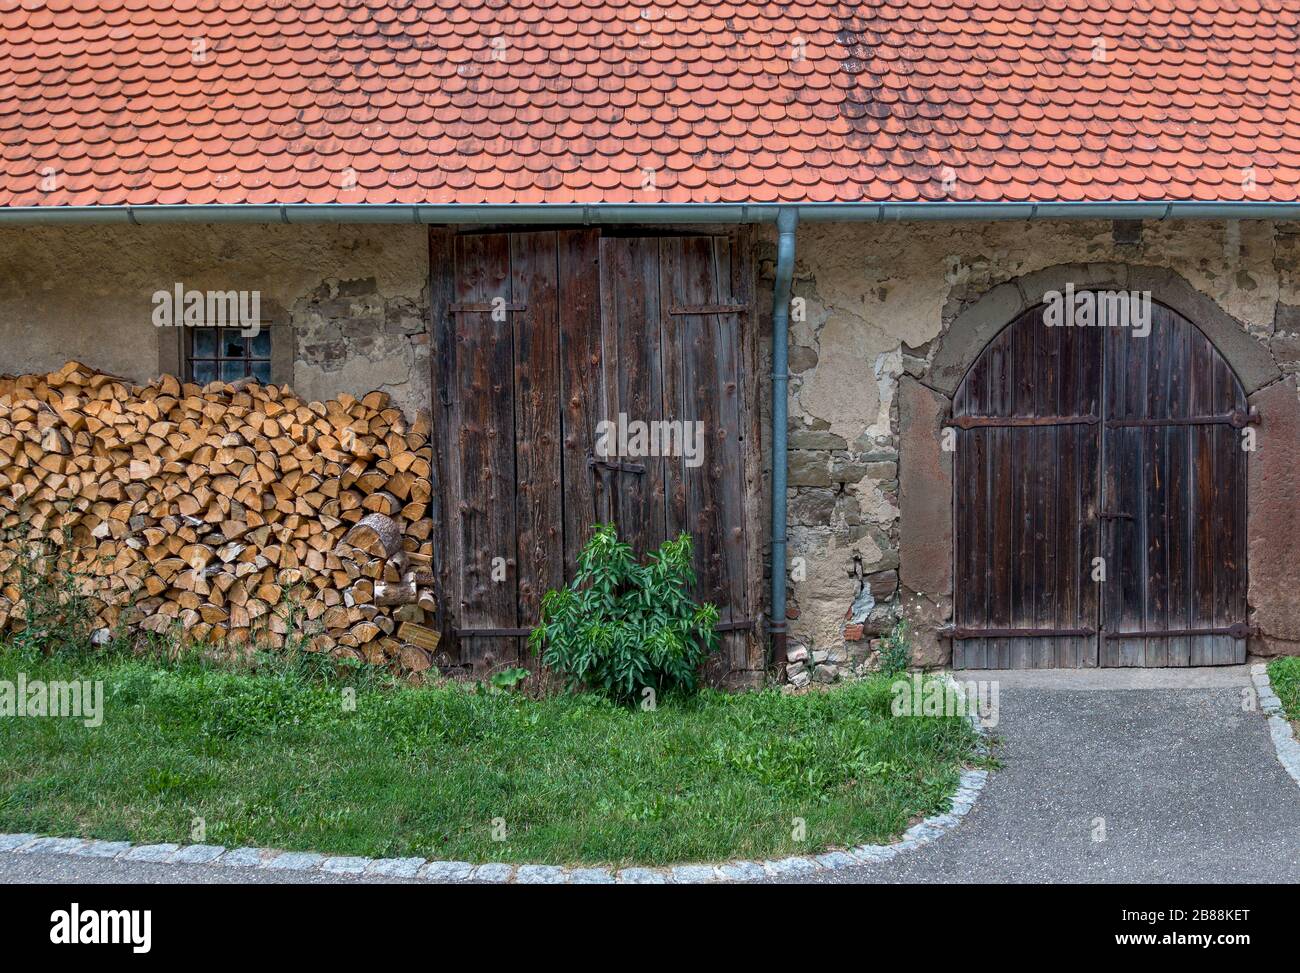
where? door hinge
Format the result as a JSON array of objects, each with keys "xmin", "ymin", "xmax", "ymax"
[
  {"xmin": 587, "ymin": 456, "xmax": 647, "ymax": 475},
  {"xmin": 1102, "ymin": 623, "xmax": 1257, "ymax": 640},
  {"xmin": 667, "ymin": 303, "xmax": 748, "ymax": 315}
]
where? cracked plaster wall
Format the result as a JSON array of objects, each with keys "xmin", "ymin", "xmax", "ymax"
[{"xmin": 0, "ymin": 223, "xmax": 430, "ymax": 419}]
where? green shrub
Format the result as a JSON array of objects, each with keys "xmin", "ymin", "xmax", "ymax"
[{"xmin": 528, "ymin": 523, "xmax": 719, "ymax": 702}]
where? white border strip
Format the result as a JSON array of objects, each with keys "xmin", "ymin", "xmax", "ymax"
[
  {"xmin": 1251, "ymin": 663, "xmax": 1300, "ymax": 788},
  {"xmin": 0, "ymin": 676, "xmax": 991, "ymax": 884}
]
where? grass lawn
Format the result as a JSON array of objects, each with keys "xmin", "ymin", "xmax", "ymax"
[
  {"xmin": 0, "ymin": 648, "xmax": 981, "ymax": 866},
  {"xmin": 1268, "ymin": 657, "xmax": 1300, "ymax": 721}
]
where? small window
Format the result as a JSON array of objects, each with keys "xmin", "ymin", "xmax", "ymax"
[{"xmin": 186, "ymin": 327, "xmax": 272, "ymax": 384}]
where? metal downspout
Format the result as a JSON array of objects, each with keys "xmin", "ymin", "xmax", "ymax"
[{"xmin": 768, "ymin": 207, "xmax": 799, "ymax": 667}]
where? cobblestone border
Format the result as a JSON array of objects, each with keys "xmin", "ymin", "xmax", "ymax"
[
  {"xmin": 1252, "ymin": 663, "xmax": 1300, "ymax": 789},
  {"xmin": 0, "ymin": 676, "xmax": 991, "ymax": 884}
]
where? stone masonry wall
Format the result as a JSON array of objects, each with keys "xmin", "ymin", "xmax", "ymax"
[{"xmin": 767, "ymin": 218, "xmax": 1300, "ymax": 682}]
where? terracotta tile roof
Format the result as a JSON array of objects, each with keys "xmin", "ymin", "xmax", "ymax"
[{"xmin": 1, "ymin": 0, "xmax": 1298, "ymax": 207}]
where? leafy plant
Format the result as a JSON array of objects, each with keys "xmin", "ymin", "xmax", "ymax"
[
  {"xmin": 528, "ymin": 523, "xmax": 719, "ymax": 703},
  {"xmin": 489, "ymin": 667, "xmax": 531, "ymax": 692},
  {"xmin": 878, "ymin": 620, "xmax": 912, "ymax": 675}
]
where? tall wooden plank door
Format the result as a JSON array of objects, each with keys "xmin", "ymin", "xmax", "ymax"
[
  {"xmin": 447, "ymin": 232, "xmax": 520, "ymax": 670},
  {"xmin": 435, "ymin": 228, "xmax": 762, "ymax": 679},
  {"xmin": 437, "ymin": 230, "xmax": 567, "ymax": 672},
  {"xmin": 1100, "ymin": 303, "xmax": 1249, "ymax": 666},
  {"xmin": 952, "ymin": 307, "xmax": 1102, "ymax": 669},
  {"xmin": 658, "ymin": 235, "xmax": 753, "ymax": 675},
  {"xmin": 598, "ymin": 233, "xmax": 759, "ymax": 677}
]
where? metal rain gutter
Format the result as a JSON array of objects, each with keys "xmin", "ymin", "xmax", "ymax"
[{"xmin": 1, "ymin": 200, "xmax": 1300, "ymax": 225}]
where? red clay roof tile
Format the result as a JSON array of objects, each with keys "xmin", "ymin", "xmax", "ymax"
[{"xmin": 0, "ymin": 0, "xmax": 1297, "ymax": 207}]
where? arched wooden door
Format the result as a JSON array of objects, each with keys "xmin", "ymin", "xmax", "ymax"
[{"xmin": 952, "ymin": 298, "xmax": 1251, "ymax": 668}]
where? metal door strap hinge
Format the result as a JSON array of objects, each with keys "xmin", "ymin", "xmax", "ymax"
[
  {"xmin": 715, "ymin": 619, "xmax": 756, "ymax": 632},
  {"xmin": 668, "ymin": 304, "xmax": 748, "ymax": 315},
  {"xmin": 587, "ymin": 456, "xmax": 647, "ymax": 475},
  {"xmin": 1102, "ymin": 623, "xmax": 1257, "ymax": 639},
  {"xmin": 455, "ymin": 627, "xmax": 533, "ymax": 637},
  {"xmin": 1106, "ymin": 408, "xmax": 1261, "ymax": 429},
  {"xmin": 449, "ymin": 302, "xmax": 527, "ymax": 313}
]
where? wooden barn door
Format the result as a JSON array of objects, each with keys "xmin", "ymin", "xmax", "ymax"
[
  {"xmin": 1100, "ymin": 303, "xmax": 1250, "ymax": 666},
  {"xmin": 430, "ymin": 228, "xmax": 761, "ymax": 679},
  {"xmin": 952, "ymin": 299, "xmax": 1250, "ymax": 669}
]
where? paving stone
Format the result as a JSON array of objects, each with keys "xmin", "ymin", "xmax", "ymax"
[
  {"xmin": 715, "ymin": 860, "xmax": 766, "ymax": 881},
  {"xmin": 322, "ymin": 856, "xmax": 371, "ymax": 875},
  {"xmin": 364, "ymin": 857, "xmax": 425, "ymax": 879},
  {"xmin": 813, "ymin": 851, "xmax": 858, "ymax": 869},
  {"xmin": 469, "ymin": 862, "xmax": 514, "ymax": 883},
  {"xmin": 761, "ymin": 856, "xmax": 817, "ymax": 877},
  {"xmin": 171, "ymin": 844, "xmax": 226, "ymax": 865},
  {"xmin": 515, "ymin": 864, "xmax": 569, "ymax": 884},
  {"xmin": 19, "ymin": 837, "xmax": 87, "ymax": 855},
  {"xmin": 668, "ymin": 864, "xmax": 717, "ymax": 884},
  {"xmin": 849, "ymin": 844, "xmax": 898, "ymax": 863},
  {"xmin": 72, "ymin": 840, "xmax": 133, "ymax": 859},
  {"xmin": 264, "ymin": 851, "xmax": 325, "ymax": 871},
  {"xmin": 568, "ymin": 867, "xmax": 616, "ymax": 884},
  {"xmin": 124, "ymin": 843, "xmax": 179, "ymax": 863},
  {"xmin": 615, "ymin": 867, "xmax": 667, "ymax": 884},
  {"xmin": 217, "ymin": 847, "xmax": 268, "ymax": 868},
  {"xmin": 418, "ymin": 860, "xmax": 474, "ymax": 881},
  {"xmin": 0, "ymin": 834, "xmax": 37, "ymax": 851}
]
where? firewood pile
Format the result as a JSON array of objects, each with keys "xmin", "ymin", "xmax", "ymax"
[{"xmin": 0, "ymin": 361, "xmax": 442, "ymax": 672}]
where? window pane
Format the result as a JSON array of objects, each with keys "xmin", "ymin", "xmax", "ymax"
[
  {"xmin": 191, "ymin": 360, "xmax": 217, "ymax": 384},
  {"xmin": 192, "ymin": 328, "xmax": 216, "ymax": 357},
  {"xmin": 250, "ymin": 329, "xmax": 271, "ymax": 358},
  {"xmin": 221, "ymin": 329, "xmax": 245, "ymax": 358},
  {"xmin": 221, "ymin": 360, "xmax": 249, "ymax": 382},
  {"xmin": 251, "ymin": 360, "xmax": 271, "ymax": 384}
]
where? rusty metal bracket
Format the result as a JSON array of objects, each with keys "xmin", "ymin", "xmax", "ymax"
[
  {"xmin": 1102, "ymin": 622, "xmax": 1257, "ymax": 640},
  {"xmin": 455, "ymin": 627, "xmax": 533, "ymax": 637},
  {"xmin": 715, "ymin": 619, "xmax": 757, "ymax": 632},
  {"xmin": 449, "ymin": 302, "xmax": 527, "ymax": 313},
  {"xmin": 667, "ymin": 303, "xmax": 748, "ymax": 315},
  {"xmin": 1106, "ymin": 408, "xmax": 1262, "ymax": 429},
  {"xmin": 587, "ymin": 456, "xmax": 647, "ymax": 475}
]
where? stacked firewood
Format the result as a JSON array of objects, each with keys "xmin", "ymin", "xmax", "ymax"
[{"xmin": 0, "ymin": 361, "xmax": 441, "ymax": 670}]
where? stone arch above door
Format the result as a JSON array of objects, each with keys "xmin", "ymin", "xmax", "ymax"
[
  {"xmin": 925, "ymin": 263, "xmax": 1281, "ymax": 398},
  {"xmin": 898, "ymin": 263, "xmax": 1292, "ymax": 669}
]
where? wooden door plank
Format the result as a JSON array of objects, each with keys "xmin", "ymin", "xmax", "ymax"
[
  {"xmin": 452, "ymin": 232, "xmax": 519, "ymax": 670},
  {"xmin": 598, "ymin": 236, "xmax": 667, "ymax": 557},
  {"xmin": 511, "ymin": 232, "xmax": 563, "ymax": 660},
  {"xmin": 557, "ymin": 229, "xmax": 606, "ymax": 576}
]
